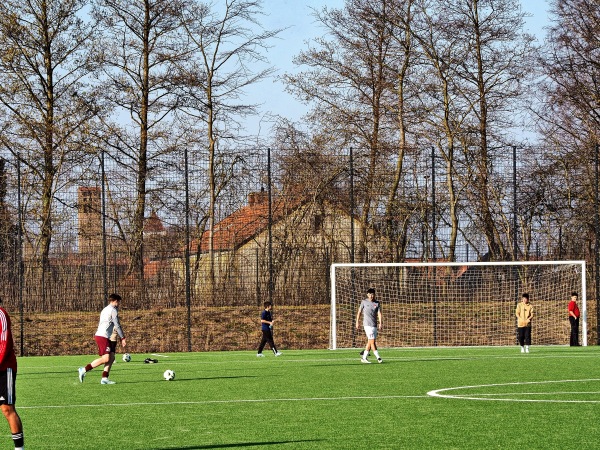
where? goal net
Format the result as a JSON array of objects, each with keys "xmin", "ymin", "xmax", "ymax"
[{"xmin": 330, "ymin": 261, "xmax": 586, "ymax": 349}]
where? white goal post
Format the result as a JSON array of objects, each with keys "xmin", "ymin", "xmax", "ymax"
[{"xmin": 330, "ymin": 261, "xmax": 587, "ymax": 349}]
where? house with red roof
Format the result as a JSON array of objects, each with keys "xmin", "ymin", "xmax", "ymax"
[{"xmin": 184, "ymin": 190, "xmax": 388, "ymax": 303}]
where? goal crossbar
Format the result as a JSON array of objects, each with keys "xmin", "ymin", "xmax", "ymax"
[{"xmin": 330, "ymin": 261, "xmax": 586, "ymax": 349}]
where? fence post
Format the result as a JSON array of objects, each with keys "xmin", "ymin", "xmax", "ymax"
[
  {"xmin": 101, "ymin": 149, "xmax": 108, "ymax": 303},
  {"xmin": 17, "ymin": 153, "xmax": 24, "ymax": 356},
  {"xmin": 431, "ymin": 146, "xmax": 437, "ymax": 346},
  {"xmin": 267, "ymin": 147, "xmax": 273, "ymax": 303},
  {"xmin": 595, "ymin": 143, "xmax": 599, "ymax": 345},
  {"xmin": 185, "ymin": 144, "xmax": 192, "ymax": 352},
  {"xmin": 513, "ymin": 145, "xmax": 518, "ymax": 260}
]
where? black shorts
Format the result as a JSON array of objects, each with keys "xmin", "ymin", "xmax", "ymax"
[{"xmin": 0, "ymin": 368, "xmax": 17, "ymax": 405}]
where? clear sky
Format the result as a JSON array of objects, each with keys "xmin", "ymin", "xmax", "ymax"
[
  {"xmin": 247, "ymin": 0, "xmax": 551, "ymax": 137},
  {"xmin": 245, "ymin": 0, "xmax": 346, "ymax": 136}
]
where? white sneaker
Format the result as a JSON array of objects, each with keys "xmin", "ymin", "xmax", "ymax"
[
  {"xmin": 361, "ymin": 358, "xmax": 371, "ymax": 364},
  {"xmin": 78, "ymin": 367, "xmax": 86, "ymax": 383},
  {"xmin": 256, "ymin": 353, "xmax": 265, "ymax": 357},
  {"xmin": 100, "ymin": 378, "xmax": 116, "ymax": 385},
  {"xmin": 525, "ymin": 347, "xmax": 529, "ymax": 353},
  {"xmin": 275, "ymin": 352, "xmax": 282, "ymax": 356},
  {"xmin": 520, "ymin": 347, "xmax": 525, "ymax": 353}
]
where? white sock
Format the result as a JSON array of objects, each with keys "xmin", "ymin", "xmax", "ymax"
[{"xmin": 373, "ymin": 350, "xmax": 380, "ymax": 359}]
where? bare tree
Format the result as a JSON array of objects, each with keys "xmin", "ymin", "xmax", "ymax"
[
  {"xmin": 433, "ymin": 0, "xmax": 535, "ymax": 260},
  {"xmin": 0, "ymin": 0, "xmax": 97, "ymax": 267},
  {"xmin": 540, "ymin": 0, "xmax": 600, "ymax": 145},
  {"xmin": 410, "ymin": 0, "xmax": 469, "ymax": 262},
  {"xmin": 177, "ymin": 0, "xmax": 281, "ymax": 290},
  {"xmin": 285, "ymin": 0, "xmax": 419, "ymax": 262},
  {"xmin": 536, "ymin": 0, "xmax": 600, "ymax": 262},
  {"xmin": 91, "ymin": 0, "xmax": 189, "ymax": 297}
]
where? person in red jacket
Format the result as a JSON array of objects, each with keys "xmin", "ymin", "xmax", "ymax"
[
  {"xmin": 0, "ymin": 299, "xmax": 24, "ymax": 449},
  {"xmin": 568, "ymin": 292, "xmax": 580, "ymax": 346}
]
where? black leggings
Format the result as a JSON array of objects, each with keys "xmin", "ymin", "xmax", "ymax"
[
  {"xmin": 258, "ymin": 330, "xmax": 278, "ymax": 354},
  {"xmin": 517, "ymin": 326, "xmax": 531, "ymax": 346},
  {"xmin": 569, "ymin": 316, "xmax": 580, "ymax": 346}
]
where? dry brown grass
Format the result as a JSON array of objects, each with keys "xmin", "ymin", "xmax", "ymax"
[
  {"xmin": 14, "ymin": 301, "xmax": 598, "ymax": 356},
  {"xmin": 16, "ymin": 305, "xmax": 331, "ymax": 356}
]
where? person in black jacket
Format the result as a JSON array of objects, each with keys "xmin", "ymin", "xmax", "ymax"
[{"xmin": 256, "ymin": 302, "xmax": 282, "ymax": 357}]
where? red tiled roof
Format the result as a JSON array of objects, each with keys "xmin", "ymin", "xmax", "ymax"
[{"xmin": 188, "ymin": 193, "xmax": 302, "ymax": 253}]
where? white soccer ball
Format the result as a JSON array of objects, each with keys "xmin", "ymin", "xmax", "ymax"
[
  {"xmin": 122, "ymin": 353, "xmax": 131, "ymax": 362},
  {"xmin": 163, "ymin": 369, "xmax": 175, "ymax": 381}
]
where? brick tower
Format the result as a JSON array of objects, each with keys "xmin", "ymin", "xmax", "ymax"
[{"xmin": 78, "ymin": 186, "xmax": 102, "ymax": 255}]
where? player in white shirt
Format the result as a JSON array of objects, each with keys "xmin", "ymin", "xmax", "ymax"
[{"xmin": 78, "ymin": 293, "xmax": 127, "ymax": 384}]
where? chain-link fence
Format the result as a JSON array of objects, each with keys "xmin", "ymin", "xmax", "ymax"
[{"xmin": 0, "ymin": 144, "xmax": 597, "ymax": 355}]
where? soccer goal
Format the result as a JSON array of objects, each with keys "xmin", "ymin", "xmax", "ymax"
[{"xmin": 330, "ymin": 261, "xmax": 586, "ymax": 349}]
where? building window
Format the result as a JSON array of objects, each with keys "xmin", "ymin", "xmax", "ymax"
[{"xmin": 312, "ymin": 214, "xmax": 324, "ymax": 232}]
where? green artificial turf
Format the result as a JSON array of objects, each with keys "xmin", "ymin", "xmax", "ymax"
[{"xmin": 9, "ymin": 346, "xmax": 600, "ymax": 449}]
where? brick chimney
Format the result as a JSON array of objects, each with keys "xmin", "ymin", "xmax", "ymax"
[{"xmin": 248, "ymin": 191, "xmax": 268, "ymax": 207}]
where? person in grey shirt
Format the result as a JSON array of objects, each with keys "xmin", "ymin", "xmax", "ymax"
[{"xmin": 355, "ymin": 288, "xmax": 383, "ymax": 363}]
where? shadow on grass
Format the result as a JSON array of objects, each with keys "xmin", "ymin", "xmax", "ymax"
[
  {"xmin": 307, "ymin": 361, "xmax": 389, "ymax": 367},
  {"xmin": 114, "ymin": 375, "xmax": 259, "ymax": 384},
  {"xmin": 149, "ymin": 439, "xmax": 322, "ymax": 449}
]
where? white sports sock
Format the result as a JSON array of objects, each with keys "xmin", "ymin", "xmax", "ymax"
[{"xmin": 373, "ymin": 350, "xmax": 380, "ymax": 359}]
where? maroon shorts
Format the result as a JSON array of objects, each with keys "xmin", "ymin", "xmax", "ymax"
[{"xmin": 94, "ymin": 336, "xmax": 112, "ymax": 356}]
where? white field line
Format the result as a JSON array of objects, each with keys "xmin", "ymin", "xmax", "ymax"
[
  {"xmin": 19, "ymin": 352, "xmax": 600, "ymax": 371},
  {"xmin": 456, "ymin": 391, "xmax": 600, "ymax": 397},
  {"xmin": 20, "ymin": 394, "xmax": 427, "ymax": 410},
  {"xmin": 428, "ymin": 378, "xmax": 600, "ymax": 403}
]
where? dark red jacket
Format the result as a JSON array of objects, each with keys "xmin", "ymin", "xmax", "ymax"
[{"xmin": 0, "ymin": 307, "xmax": 17, "ymax": 372}]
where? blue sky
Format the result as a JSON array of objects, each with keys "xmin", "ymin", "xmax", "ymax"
[{"xmin": 246, "ymin": 0, "xmax": 551, "ymax": 137}]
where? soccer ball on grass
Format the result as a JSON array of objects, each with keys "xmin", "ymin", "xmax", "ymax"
[
  {"xmin": 163, "ymin": 369, "xmax": 175, "ymax": 381},
  {"xmin": 122, "ymin": 353, "xmax": 131, "ymax": 362}
]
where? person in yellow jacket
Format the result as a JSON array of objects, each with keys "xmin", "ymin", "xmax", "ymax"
[{"xmin": 515, "ymin": 293, "xmax": 533, "ymax": 353}]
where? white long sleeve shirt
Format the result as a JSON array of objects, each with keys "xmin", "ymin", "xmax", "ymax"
[{"xmin": 95, "ymin": 304, "xmax": 125, "ymax": 339}]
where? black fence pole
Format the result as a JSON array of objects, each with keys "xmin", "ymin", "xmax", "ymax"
[
  {"xmin": 431, "ymin": 146, "xmax": 437, "ymax": 346},
  {"xmin": 16, "ymin": 153, "xmax": 24, "ymax": 356},
  {"xmin": 513, "ymin": 145, "xmax": 518, "ymax": 260},
  {"xmin": 350, "ymin": 147, "xmax": 355, "ymax": 263},
  {"xmin": 595, "ymin": 143, "xmax": 599, "ymax": 345},
  {"xmin": 185, "ymin": 145, "xmax": 192, "ymax": 352},
  {"xmin": 513, "ymin": 145, "xmax": 520, "ymax": 343},
  {"xmin": 101, "ymin": 149, "xmax": 108, "ymax": 303},
  {"xmin": 267, "ymin": 147, "xmax": 273, "ymax": 303},
  {"xmin": 350, "ymin": 147, "xmax": 357, "ymax": 348}
]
